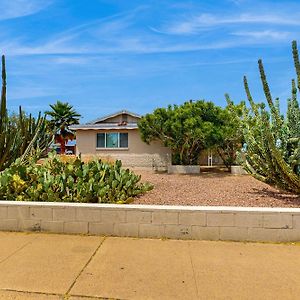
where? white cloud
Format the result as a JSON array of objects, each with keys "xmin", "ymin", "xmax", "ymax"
[
  {"xmin": 0, "ymin": 0, "xmax": 53, "ymax": 21},
  {"xmin": 51, "ymin": 56, "xmax": 90, "ymax": 65},
  {"xmin": 228, "ymin": 0, "xmax": 248, "ymax": 5},
  {"xmin": 232, "ymin": 30, "xmax": 290, "ymax": 40},
  {"xmin": 1, "ymin": 5, "xmax": 298, "ymax": 57},
  {"xmin": 8, "ymin": 86, "xmax": 56, "ymax": 100},
  {"xmin": 153, "ymin": 13, "xmax": 300, "ymax": 35},
  {"xmin": 1, "ymin": 38, "xmax": 252, "ymax": 56},
  {"xmin": 2, "ymin": 5, "xmax": 146, "ymax": 55},
  {"xmin": 0, "ymin": 6, "xmax": 147, "ymax": 56}
]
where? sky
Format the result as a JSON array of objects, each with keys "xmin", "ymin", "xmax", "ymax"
[{"xmin": 2, "ymin": 0, "xmax": 300, "ymax": 122}]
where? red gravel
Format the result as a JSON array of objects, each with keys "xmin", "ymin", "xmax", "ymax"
[{"xmin": 134, "ymin": 171, "xmax": 300, "ymax": 207}]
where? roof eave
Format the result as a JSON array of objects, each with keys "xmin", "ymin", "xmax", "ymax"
[{"xmin": 70, "ymin": 126, "xmax": 139, "ymax": 131}]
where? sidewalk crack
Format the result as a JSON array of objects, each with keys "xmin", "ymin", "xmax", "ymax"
[
  {"xmin": 0, "ymin": 288, "xmax": 62, "ymax": 298},
  {"xmin": 0, "ymin": 234, "xmax": 39, "ymax": 265},
  {"xmin": 188, "ymin": 242, "xmax": 200, "ymax": 300},
  {"xmin": 65, "ymin": 236, "xmax": 106, "ymax": 295}
]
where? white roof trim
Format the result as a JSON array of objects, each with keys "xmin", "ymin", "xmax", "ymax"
[{"xmin": 70, "ymin": 123, "xmax": 138, "ymax": 131}]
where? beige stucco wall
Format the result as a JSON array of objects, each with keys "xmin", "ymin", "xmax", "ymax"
[{"xmin": 76, "ymin": 129, "xmax": 171, "ymax": 168}]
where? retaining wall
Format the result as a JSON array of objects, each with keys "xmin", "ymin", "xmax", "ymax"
[
  {"xmin": 0, "ymin": 201, "xmax": 300, "ymax": 242},
  {"xmin": 168, "ymin": 165, "xmax": 200, "ymax": 174},
  {"xmin": 231, "ymin": 166, "xmax": 248, "ymax": 175}
]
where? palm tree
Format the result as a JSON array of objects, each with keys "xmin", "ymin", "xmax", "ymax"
[{"xmin": 46, "ymin": 101, "xmax": 81, "ymax": 154}]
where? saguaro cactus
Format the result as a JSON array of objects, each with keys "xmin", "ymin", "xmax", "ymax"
[{"xmin": 241, "ymin": 41, "xmax": 300, "ymax": 194}]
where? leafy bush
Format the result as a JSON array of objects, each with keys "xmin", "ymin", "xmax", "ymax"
[
  {"xmin": 0, "ymin": 153, "xmax": 153, "ymax": 203},
  {"xmin": 138, "ymin": 100, "xmax": 226, "ymax": 165},
  {"xmin": 215, "ymin": 96, "xmax": 245, "ymax": 169},
  {"xmin": 138, "ymin": 99, "xmax": 245, "ymax": 168}
]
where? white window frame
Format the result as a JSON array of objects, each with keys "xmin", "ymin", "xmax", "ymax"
[{"xmin": 96, "ymin": 132, "xmax": 128, "ymax": 150}]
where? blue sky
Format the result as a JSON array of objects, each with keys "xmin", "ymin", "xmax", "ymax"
[{"xmin": 2, "ymin": 0, "xmax": 300, "ymax": 122}]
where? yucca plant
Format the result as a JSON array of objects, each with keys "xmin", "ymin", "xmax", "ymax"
[
  {"xmin": 240, "ymin": 41, "xmax": 300, "ymax": 194},
  {"xmin": 0, "ymin": 55, "xmax": 52, "ymax": 171}
]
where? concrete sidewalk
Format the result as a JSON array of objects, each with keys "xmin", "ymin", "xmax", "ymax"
[{"xmin": 0, "ymin": 233, "xmax": 299, "ymax": 300}]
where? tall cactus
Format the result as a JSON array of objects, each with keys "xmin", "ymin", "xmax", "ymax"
[
  {"xmin": 0, "ymin": 55, "xmax": 16, "ymax": 169},
  {"xmin": 241, "ymin": 41, "xmax": 300, "ymax": 194},
  {"xmin": 0, "ymin": 56, "xmax": 6, "ymax": 129},
  {"xmin": 0, "ymin": 55, "xmax": 52, "ymax": 171}
]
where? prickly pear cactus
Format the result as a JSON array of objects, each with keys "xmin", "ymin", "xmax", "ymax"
[{"xmin": 0, "ymin": 154, "xmax": 153, "ymax": 203}]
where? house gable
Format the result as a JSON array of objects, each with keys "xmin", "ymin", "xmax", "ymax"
[
  {"xmin": 89, "ymin": 110, "xmax": 141, "ymax": 125},
  {"xmin": 70, "ymin": 110, "xmax": 141, "ymax": 130}
]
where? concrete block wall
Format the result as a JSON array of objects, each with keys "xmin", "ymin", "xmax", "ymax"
[
  {"xmin": 231, "ymin": 166, "xmax": 248, "ymax": 175},
  {"xmin": 116, "ymin": 154, "xmax": 169, "ymax": 170},
  {"xmin": 82, "ymin": 153, "xmax": 169, "ymax": 170},
  {"xmin": 168, "ymin": 165, "xmax": 200, "ymax": 174},
  {"xmin": 0, "ymin": 202, "xmax": 300, "ymax": 242}
]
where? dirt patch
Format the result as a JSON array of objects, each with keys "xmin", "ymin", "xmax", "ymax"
[{"xmin": 134, "ymin": 171, "xmax": 300, "ymax": 207}]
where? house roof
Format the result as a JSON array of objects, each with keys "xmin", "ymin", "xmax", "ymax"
[
  {"xmin": 70, "ymin": 123, "xmax": 138, "ymax": 130},
  {"xmin": 70, "ymin": 110, "xmax": 141, "ymax": 131},
  {"xmin": 87, "ymin": 109, "xmax": 141, "ymax": 125}
]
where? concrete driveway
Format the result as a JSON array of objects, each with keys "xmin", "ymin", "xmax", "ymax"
[{"xmin": 0, "ymin": 232, "xmax": 299, "ymax": 300}]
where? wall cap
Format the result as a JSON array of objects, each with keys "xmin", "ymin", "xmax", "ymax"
[{"xmin": 0, "ymin": 201, "xmax": 299, "ymax": 213}]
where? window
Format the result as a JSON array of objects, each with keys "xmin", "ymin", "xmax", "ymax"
[
  {"xmin": 96, "ymin": 132, "xmax": 128, "ymax": 148},
  {"xmin": 120, "ymin": 133, "xmax": 128, "ymax": 148},
  {"xmin": 106, "ymin": 133, "xmax": 118, "ymax": 148},
  {"xmin": 96, "ymin": 133, "xmax": 105, "ymax": 148}
]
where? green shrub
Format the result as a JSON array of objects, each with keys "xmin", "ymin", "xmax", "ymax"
[
  {"xmin": 0, "ymin": 153, "xmax": 153, "ymax": 203},
  {"xmin": 138, "ymin": 100, "xmax": 226, "ymax": 165}
]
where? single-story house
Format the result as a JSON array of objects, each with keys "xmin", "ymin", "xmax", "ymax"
[{"xmin": 70, "ymin": 110, "xmax": 171, "ymax": 169}]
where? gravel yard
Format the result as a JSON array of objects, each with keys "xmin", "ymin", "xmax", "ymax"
[{"xmin": 134, "ymin": 171, "xmax": 300, "ymax": 207}]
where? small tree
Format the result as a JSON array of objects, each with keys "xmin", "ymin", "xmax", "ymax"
[
  {"xmin": 45, "ymin": 101, "xmax": 81, "ymax": 154},
  {"xmin": 239, "ymin": 41, "xmax": 300, "ymax": 194},
  {"xmin": 215, "ymin": 96, "xmax": 245, "ymax": 169},
  {"xmin": 138, "ymin": 100, "xmax": 225, "ymax": 165}
]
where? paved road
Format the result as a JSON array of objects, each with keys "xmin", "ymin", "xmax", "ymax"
[{"xmin": 0, "ymin": 232, "xmax": 299, "ymax": 299}]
